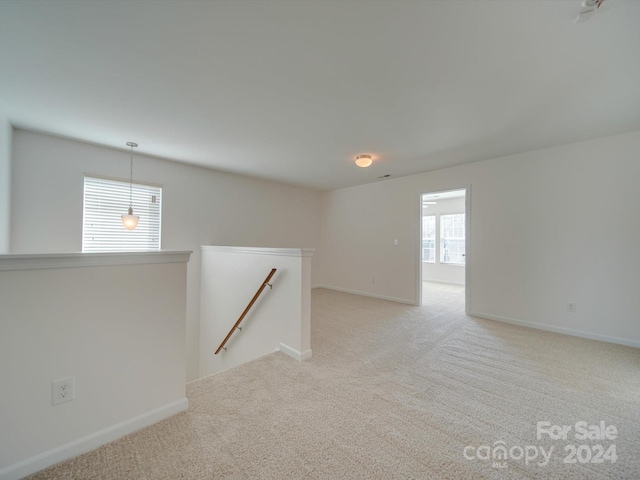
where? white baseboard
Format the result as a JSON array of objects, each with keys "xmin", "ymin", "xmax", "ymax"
[
  {"xmin": 422, "ymin": 279, "xmax": 465, "ymax": 286},
  {"xmin": 279, "ymin": 343, "xmax": 312, "ymax": 361},
  {"xmin": 0, "ymin": 398, "xmax": 188, "ymax": 480},
  {"xmin": 470, "ymin": 311, "xmax": 640, "ymax": 349},
  {"xmin": 313, "ymin": 285, "xmax": 417, "ymax": 306}
]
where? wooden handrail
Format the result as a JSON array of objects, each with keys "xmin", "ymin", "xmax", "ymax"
[{"xmin": 215, "ymin": 268, "xmax": 277, "ymax": 354}]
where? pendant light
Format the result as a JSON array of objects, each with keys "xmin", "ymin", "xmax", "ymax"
[{"xmin": 121, "ymin": 141, "xmax": 140, "ymax": 230}]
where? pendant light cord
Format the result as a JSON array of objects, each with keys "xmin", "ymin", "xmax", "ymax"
[{"xmin": 129, "ymin": 144, "xmax": 134, "ymax": 209}]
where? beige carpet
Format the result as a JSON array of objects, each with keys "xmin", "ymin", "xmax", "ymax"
[{"xmin": 29, "ymin": 284, "xmax": 640, "ymax": 479}]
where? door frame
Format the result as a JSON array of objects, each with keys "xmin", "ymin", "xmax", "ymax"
[{"xmin": 416, "ymin": 185, "xmax": 471, "ymax": 315}]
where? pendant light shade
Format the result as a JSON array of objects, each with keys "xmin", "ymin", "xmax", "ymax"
[
  {"xmin": 122, "ymin": 206, "xmax": 139, "ymax": 230},
  {"xmin": 122, "ymin": 142, "xmax": 140, "ymax": 230}
]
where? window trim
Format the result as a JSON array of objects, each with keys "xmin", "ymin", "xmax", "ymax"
[{"xmin": 85, "ymin": 172, "xmax": 162, "ymax": 189}]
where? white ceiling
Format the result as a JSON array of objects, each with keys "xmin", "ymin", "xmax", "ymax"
[{"xmin": 1, "ymin": 1, "xmax": 639, "ymax": 191}]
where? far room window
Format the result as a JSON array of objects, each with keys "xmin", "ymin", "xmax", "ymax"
[
  {"xmin": 422, "ymin": 215, "xmax": 436, "ymax": 263},
  {"xmin": 82, "ymin": 176, "xmax": 162, "ymax": 253},
  {"xmin": 440, "ymin": 213, "xmax": 465, "ymax": 265}
]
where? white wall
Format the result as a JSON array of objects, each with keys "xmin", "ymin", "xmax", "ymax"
[
  {"xmin": 199, "ymin": 247, "xmax": 312, "ymax": 378},
  {"xmin": 421, "ymin": 196, "xmax": 465, "ymax": 285},
  {"xmin": 0, "ymin": 114, "xmax": 11, "ymax": 253},
  {"xmin": 10, "ymin": 130, "xmax": 321, "ymax": 381},
  {"xmin": 0, "ymin": 252, "xmax": 190, "ymax": 479},
  {"xmin": 319, "ymin": 130, "xmax": 640, "ymax": 347}
]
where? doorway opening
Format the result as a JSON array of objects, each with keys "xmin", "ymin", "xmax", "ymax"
[{"xmin": 418, "ymin": 188, "xmax": 468, "ymax": 311}]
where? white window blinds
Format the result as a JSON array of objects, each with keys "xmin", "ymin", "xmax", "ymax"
[{"xmin": 82, "ymin": 176, "xmax": 162, "ymax": 253}]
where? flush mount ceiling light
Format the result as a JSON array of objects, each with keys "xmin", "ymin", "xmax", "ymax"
[
  {"xmin": 355, "ymin": 154, "xmax": 373, "ymax": 168},
  {"xmin": 121, "ymin": 141, "xmax": 140, "ymax": 230}
]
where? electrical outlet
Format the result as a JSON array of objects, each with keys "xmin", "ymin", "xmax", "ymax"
[
  {"xmin": 52, "ymin": 376, "xmax": 75, "ymax": 406},
  {"xmin": 567, "ymin": 302, "xmax": 577, "ymax": 313}
]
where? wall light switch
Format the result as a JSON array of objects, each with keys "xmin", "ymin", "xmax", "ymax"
[{"xmin": 393, "ymin": 239, "xmax": 398, "ymax": 246}]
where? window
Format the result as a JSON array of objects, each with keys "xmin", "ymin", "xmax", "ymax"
[
  {"xmin": 422, "ymin": 215, "xmax": 436, "ymax": 263},
  {"xmin": 82, "ymin": 176, "xmax": 162, "ymax": 253},
  {"xmin": 440, "ymin": 213, "xmax": 465, "ymax": 264}
]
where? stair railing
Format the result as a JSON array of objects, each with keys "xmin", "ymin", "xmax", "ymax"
[{"xmin": 214, "ymin": 268, "xmax": 277, "ymax": 354}]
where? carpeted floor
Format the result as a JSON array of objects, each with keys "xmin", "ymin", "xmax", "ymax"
[{"xmin": 29, "ymin": 284, "xmax": 640, "ymax": 479}]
